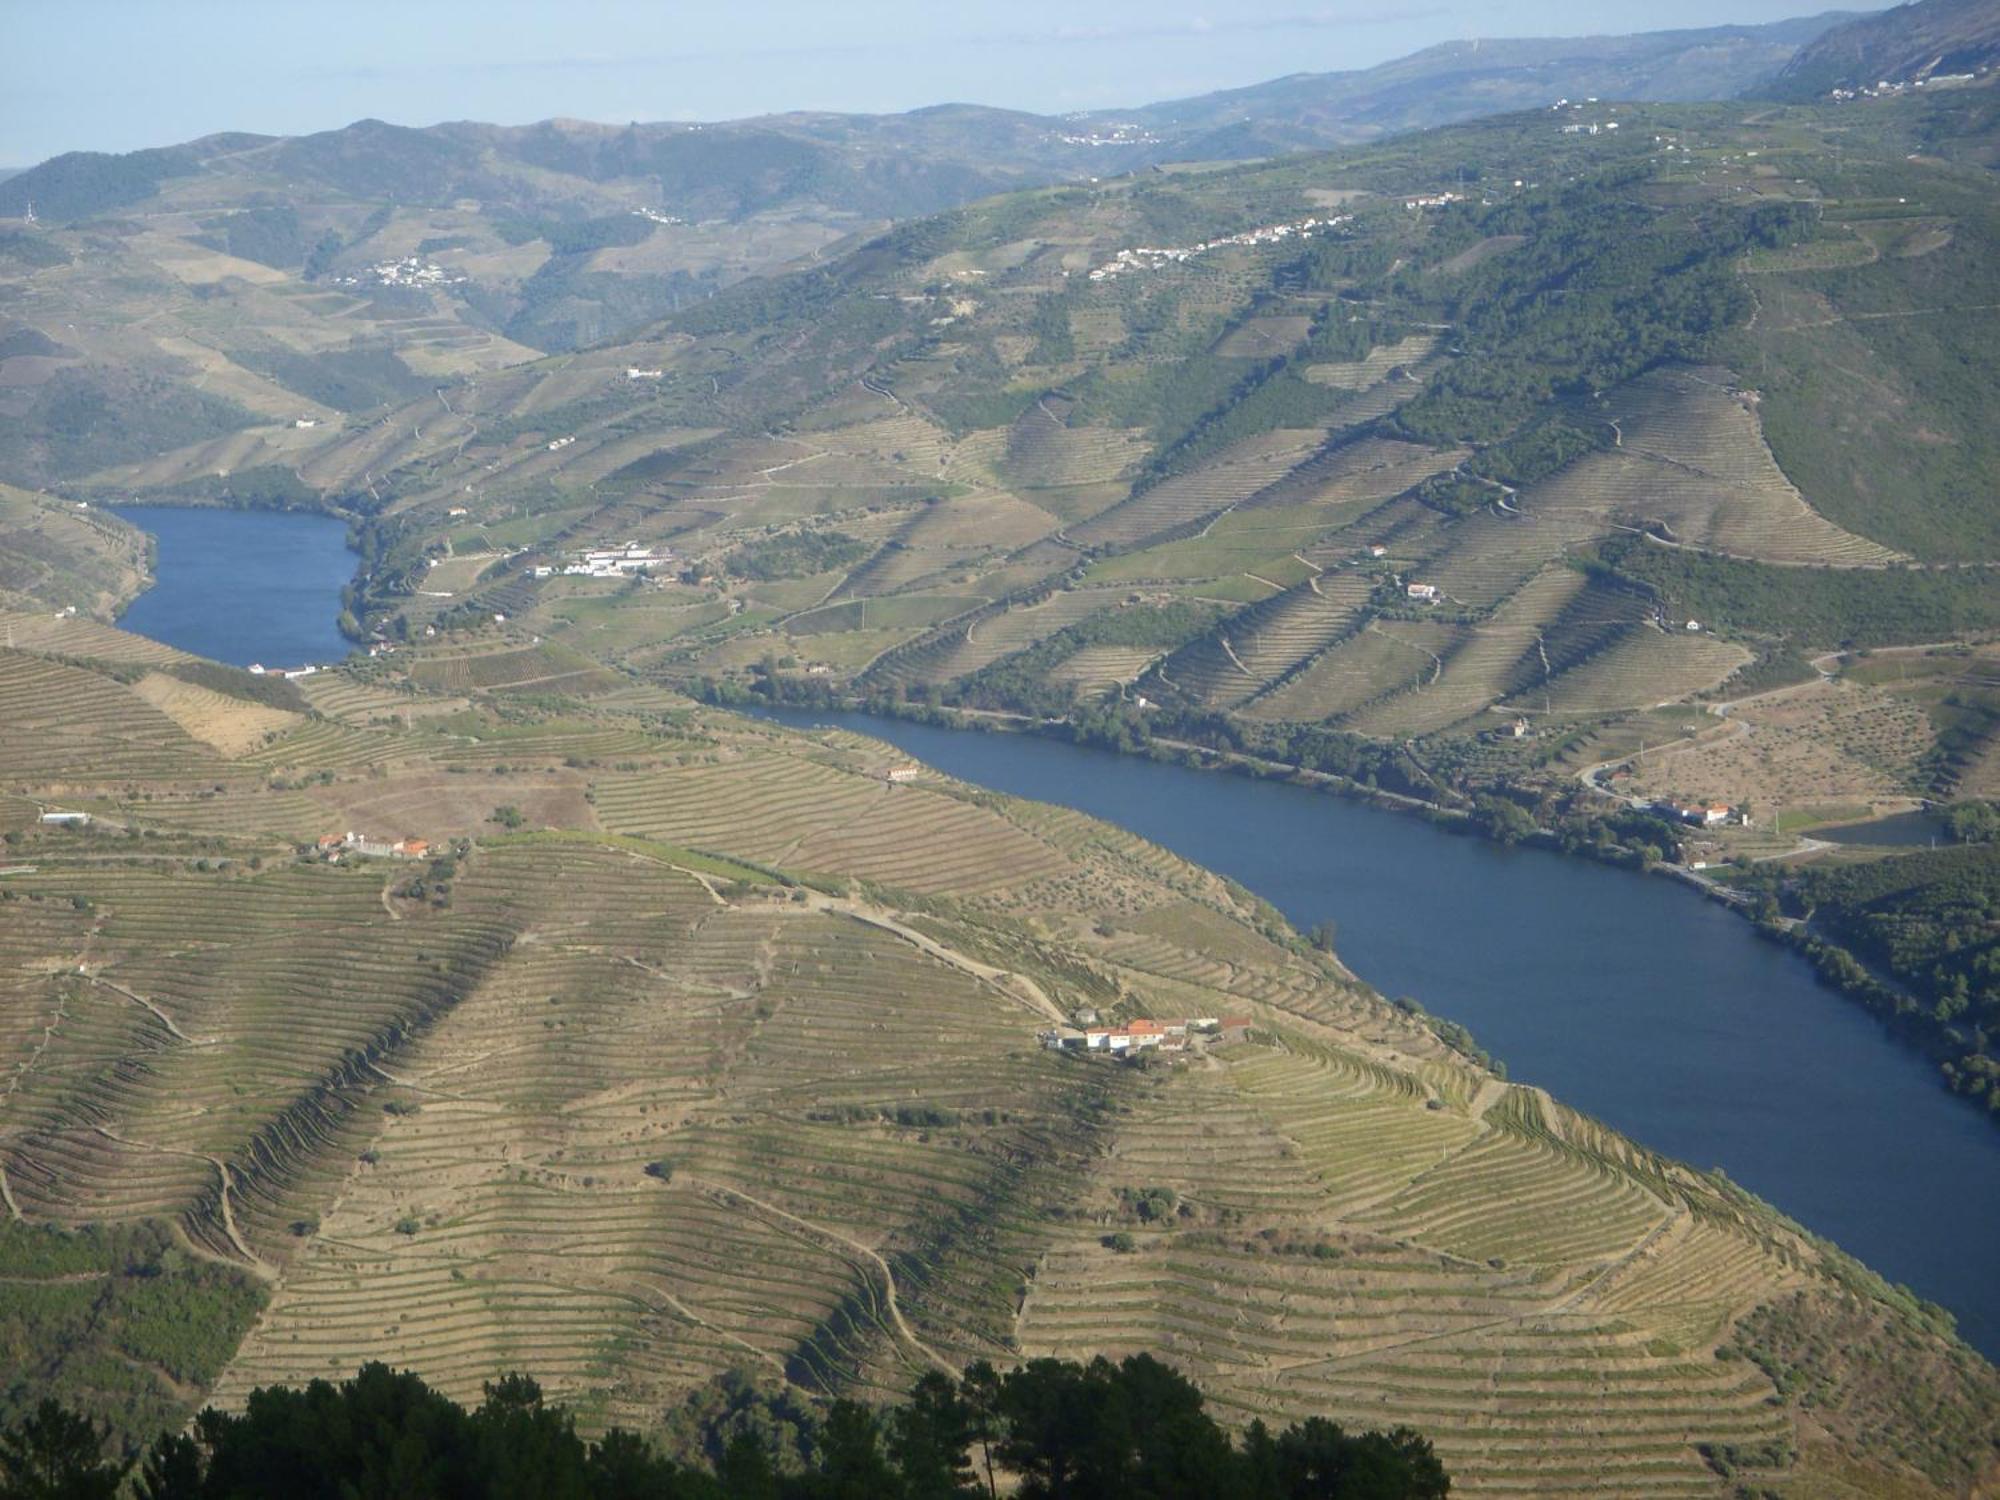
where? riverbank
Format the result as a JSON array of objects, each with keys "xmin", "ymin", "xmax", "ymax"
[
  {"xmin": 741, "ymin": 701, "xmax": 2000, "ymax": 1358},
  {"xmin": 715, "ymin": 682, "xmax": 2000, "ymax": 1127}
]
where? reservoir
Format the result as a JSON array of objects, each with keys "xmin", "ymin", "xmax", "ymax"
[
  {"xmin": 752, "ymin": 706, "xmax": 2000, "ymax": 1360},
  {"xmin": 113, "ymin": 505, "xmax": 357, "ymax": 670}
]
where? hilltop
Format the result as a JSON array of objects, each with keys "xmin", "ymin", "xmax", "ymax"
[
  {"xmin": 0, "ymin": 608, "xmax": 1995, "ymax": 1495},
  {"xmin": 1769, "ymin": 0, "xmax": 2000, "ymax": 98}
]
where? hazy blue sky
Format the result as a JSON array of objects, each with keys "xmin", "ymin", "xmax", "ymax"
[{"xmin": 4, "ymin": 0, "xmax": 1839, "ymax": 164}]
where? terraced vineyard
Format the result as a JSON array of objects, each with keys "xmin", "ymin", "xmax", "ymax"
[
  {"xmin": 1158, "ymin": 574, "xmax": 1376, "ymax": 708},
  {"xmin": 1560, "ymin": 368, "xmax": 1904, "ymax": 566},
  {"xmin": 8, "ymin": 71, "xmax": 2000, "ymax": 1497}
]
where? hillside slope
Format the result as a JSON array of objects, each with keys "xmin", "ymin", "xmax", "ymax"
[
  {"xmin": 0, "ymin": 616, "xmax": 1994, "ymax": 1496},
  {"xmin": 0, "ymin": 14, "xmax": 1862, "ymax": 491},
  {"xmin": 1768, "ymin": 0, "xmax": 2000, "ymax": 97}
]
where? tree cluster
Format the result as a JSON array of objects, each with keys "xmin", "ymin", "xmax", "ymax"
[{"xmin": 0, "ymin": 1356, "xmax": 1449, "ymax": 1500}]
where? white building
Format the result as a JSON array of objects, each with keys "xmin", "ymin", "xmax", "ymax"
[{"xmin": 563, "ymin": 541, "xmax": 671, "ymax": 578}]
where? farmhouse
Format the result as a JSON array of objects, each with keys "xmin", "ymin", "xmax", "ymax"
[
  {"xmin": 319, "ymin": 832, "xmax": 433, "ymax": 860},
  {"xmin": 564, "ymin": 541, "xmax": 671, "ymax": 578},
  {"xmin": 1406, "ymin": 582, "xmax": 1440, "ymax": 602},
  {"xmin": 39, "ymin": 811, "xmax": 90, "ymax": 827},
  {"xmin": 1068, "ymin": 1014, "xmax": 1249, "ymax": 1057},
  {"xmin": 884, "ymin": 764, "xmax": 923, "ymax": 784},
  {"xmin": 1656, "ymin": 801, "xmax": 1732, "ymax": 827}
]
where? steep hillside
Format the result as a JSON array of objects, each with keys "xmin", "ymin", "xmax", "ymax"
[
  {"xmin": 1112, "ymin": 16, "xmax": 1858, "ymax": 152},
  {"xmin": 174, "ymin": 89, "xmax": 1992, "ymax": 794},
  {"xmin": 1768, "ymin": 0, "xmax": 2000, "ymax": 98},
  {"xmin": 0, "ymin": 489, "xmax": 149, "ymax": 617},
  {"xmin": 0, "ymin": 617, "xmax": 1994, "ymax": 1495},
  {"xmin": 0, "ymin": 14, "xmax": 1870, "ymax": 491}
]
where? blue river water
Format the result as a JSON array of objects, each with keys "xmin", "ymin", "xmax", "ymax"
[
  {"xmin": 113, "ymin": 505, "xmax": 357, "ymax": 670},
  {"xmin": 751, "ymin": 707, "xmax": 2000, "ymax": 1359}
]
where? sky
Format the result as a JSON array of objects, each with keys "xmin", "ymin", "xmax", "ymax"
[{"xmin": 2, "ymin": 0, "xmax": 1839, "ymax": 165}]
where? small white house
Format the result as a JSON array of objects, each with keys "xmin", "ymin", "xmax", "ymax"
[
  {"xmin": 1406, "ymin": 583, "xmax": 1440, "ymax": 602},
  {"xmin": 39, "ymin": 811, "xmax": 90, "ymax": 827}
]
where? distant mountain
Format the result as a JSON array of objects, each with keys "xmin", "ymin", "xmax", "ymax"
[
  {"xmin": 1092, "ymin": 16, "xmax": 1862, "ymax": 156},
  {"xmin": 0, "ymin": 13, "xmax": 1862, "ymax": 231},
  {"xmin": 0, "ymin": 9, "xmax": 1875, "ymax": 488},
  {"xmin": 1767, "ymin": 0, "xmax": 2000, "ymax": 97}
]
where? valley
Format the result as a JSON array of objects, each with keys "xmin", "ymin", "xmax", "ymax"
[{"xmin": 4, "ymin": 3, "xmax": 2000, "ymax": 1492}]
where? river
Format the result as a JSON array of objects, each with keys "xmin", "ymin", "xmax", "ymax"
[
  {"xmin": 112, "ymin": 505, "xmax": 357, "ymax": 670},
  {"xmin": 94, "ymin": 509, "xmax": 2000, "ymax": 1360},
  {"xmin": 751, "ymin": 706, "xmax": 2000, "ymax": 1359}
]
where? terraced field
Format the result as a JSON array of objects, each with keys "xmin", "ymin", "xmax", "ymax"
[
  {"xmin": 130, "ymin": 672, "xmax": 304, "ymax": 756},
  {"xmin": 1347, "ymin": 570, "xmax": 1587, "ymax": 737},
  {"xmin": 1559, "ymin": 367, "xmax": 1903, "ymax": 566},
  {"xmin": 999, "ymin": 404, "xmax": 1150, "ymax": 489},
  {"xmin": 865, "ymin": 588, "xmax": 1125, "ymax": 691},
  {"xmin": 1300, "ymin": 333, "xmax": 1439, "ymax": 389},
  {"xmin": 0, "ymin": 650, "xmax": 227, "ymax": 785},
  {"xmin": 1158, "ymin": 574, "xmax": 1376, "ymax": 709},
  {"xmin": 591, "ymin": 752, "xmax": 1072, "ymax": 897},
  {"xmin": 1016, "ymin": 1045, "xmax": 1819, "ymax": 1497},
  {"xmin": 1072, "ymin": 430, "xmax": 1333, "ymax": 550},
  {"xmin": 1, "ymin": 628, "xmax": 1989, "ymax": 1495},
  {"xmin": 1525, "ymin": 629, "xmax": 1750, "ymax": 719}
]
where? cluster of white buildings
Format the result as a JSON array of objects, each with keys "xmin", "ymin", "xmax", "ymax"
[
  {"xmin": 530, "ymin": 541, "xmax": 673, "ymax": 580},
  {"xmin": 625, "ymin": 367, "xmax": 665, "ymax": 380},
  {"xmin": 546, "ymin": 435, "xmax": 578, "ymax": 452},
  {"xmin": 1827, "ymin": 70, "xmax": 1983, "ymax": 101},
  {"xmin": 1087, "ymin": 214, "xmax": 1351, "ymax": 282},
  {"xmin": 246, "ymin": 662, "xmax": 323, "ymax": 680},
  {"xmin": 1040, "ymin": 1015, "xmax": 1253, "ymax": 1057},
  {"xmin": 1403, "ymin": 192, "xmax": 1467, "ymax": 210},
  {"xmin": 631, "ymin": 207, "xmax": 686, "ymax": 225},
  {"xmin": 1054, "ymin": 122, "xmax": 1161, "ymax": 148},
  {"xmin": 333, "ymin": 257, "xmax": 466, "ymax": 289}
]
